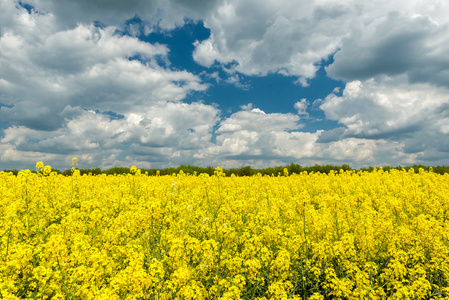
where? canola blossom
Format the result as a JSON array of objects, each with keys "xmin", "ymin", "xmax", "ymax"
[{"xmin": 1, "ymin": 164, "xmax": 449, "ymax": 299}]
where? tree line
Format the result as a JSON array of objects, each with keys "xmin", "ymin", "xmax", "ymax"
[{"xmin": 2, "ymin": 163, "xmax": 449, "ymax": 176}]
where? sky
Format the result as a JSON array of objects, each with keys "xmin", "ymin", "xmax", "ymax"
[{"xmin": 1, "ymin": 0, "xmax": 449, "ymax": 171}]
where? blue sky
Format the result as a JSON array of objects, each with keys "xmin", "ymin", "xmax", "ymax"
[{"xmin": 1, "ymin": 0, "xmax": 449, "ymax": 170}]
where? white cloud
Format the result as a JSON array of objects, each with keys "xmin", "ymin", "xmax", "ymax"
[
  {"xmin": 130, "ymin": 102, "xmax": 219, "ymax": 150},
  {"xmin": 193, "ymin": 0, "xmax": 356, "ymax": 79},
  {"xmin": 194, "ymin": 106, "xmax": 412, "ymax": 168},
  {"xmin": 0, "ymin": 6, "xmax": 207, "ymax": 131},
  {"xmin": 0, "ymin": 3, "xmax": 216, "ymax": 170},
  {"xmin": 13, "ymin": 0, "xmax": 449, "ymax": 88},
  {"xmin": 320, "ymin": 75, "xmax": 449, "ymax": 164},
  {"xmin": 191, "ymin": 0, "xmax": 449, "ymax": 88},
  {"xmin": 323, "ymin": 138, "xmax": 376, "ymax": 162},
  {"xmin": 272, "ymin": 131, "xmax": 320, "ymax": 159},
  {"xmin": 320, "ymin": 75, "xmax": 449, "ymax": 138},
  {"xmin": 224, "ymin": 74, "xmax": 250, "ymax": 89},
  {"xmin": 197, "ymin": 107, "xmax": 319, "ymax": 163},
  {"xmin": 193, "ymin": 38, "xmax": 219, "ymax": 67},
  {"xmin": 216, "ymin": 108, "xmax": 300, "ymax": 133},
  {"xmin": 0, "ymin": 102, "xmax": 220, "ymax": 170},
  {"xmin": 294, "ymin": 98, "xmax": 308, "ymax": 115}
]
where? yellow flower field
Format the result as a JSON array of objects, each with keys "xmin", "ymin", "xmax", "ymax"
[{"xmin": 1, "ymin": 163, "xmax": 449, "ymax": 299}]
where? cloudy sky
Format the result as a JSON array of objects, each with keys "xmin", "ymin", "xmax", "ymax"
[{"xmin": 1, "ymin": 0, "xmax": 449, "ymax": 171}]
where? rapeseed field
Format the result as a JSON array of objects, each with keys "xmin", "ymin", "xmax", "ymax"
[{"xmin": 1, "ymin": 161, "xmax": 448, "ymax": 299}]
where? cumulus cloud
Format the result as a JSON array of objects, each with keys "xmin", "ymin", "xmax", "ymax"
[
  {"xmin": 25, "ymin": 0, "xmax": 224, "ymax": 30},
  {"xmin": 1, "ymin": 102, "xmax": 220, "ymax": 170},
  {"xmin": 320, "ymin": 76, "xmax": 449, "ymax": 138},
  {"xmin": 0, "ymin": 2, "xmax": 217, "ymax": 170},
  {"xmin": 13, "ymin": 0, "xmax": 449, "ymax": 89},
  {"xmin": 194, "ymin": 106, "xmax": 413, "ymax": 168},
  {"xmin": 326, "ymin": 10, "xmax": 449, "ymax": 88},
  {"xmin": 294, "ymin": 98, "xmax": 308, "ymax": 115},
  {"xmin": 320, "ymin": 75, "xmax": 449, "ymax": 164},
  {"xmin": 191, "ymin": 0, "xmax": 449, "ymax": 90},
  {"xmin": 216, "ymin": 108, "xmax": 300, "ymax": 133},
  {"xmin": 127, "ymin": 102, "xmax": 219, "ymax": 150},
  {"xmin": 196, "ymin": 107, "xmax": 320, "ymax": 162},
  {"xmin": 0, "ymin": 5, "xmax": 207, "ymax": 131},
  {"xmin": 193, "ymin": 0, "xmax": 356, "ymax": 79}
]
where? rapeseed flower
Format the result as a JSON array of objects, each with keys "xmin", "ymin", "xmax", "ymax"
[
  {"xmin": 0, "ymin": 165, "xmax": 448, "ymax": 299},
  {"xmin": 36, "ymin": 161, "xmax": 44, "ymax": 171}
]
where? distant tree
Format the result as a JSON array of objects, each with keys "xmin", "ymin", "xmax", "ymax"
[
  {"xmin": 1, "ymin": 169, "xmax": 19, "ymax": 175},
  {"xmin": 238, "ymin": 166, "xmax": 253, "ymax": 176},
  {"xmin": 4, "ymin": 163, "xmax": 449, "ymax": 176},
  {"xmin": 287, "ymin": 163, "xmax": 302, "ymax": 174}
]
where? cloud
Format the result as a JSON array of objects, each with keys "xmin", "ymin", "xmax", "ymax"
[
  {"xmin": 320, "ymin": 76, "xmax": 449, "ymax": 138},
  {"xmin": 191, "ymin": 0, "xmax": 449, "ymax": 89},
  {"xmin": 26, "ymin": 0, "xmax": 224, "ymax": 30},
  {"xmin": 193, "ymin": 0, "xmax": 357, "ymax": 79},
  {"xmin": 326, "ymin": 10, "xmax": 449, "ymax": 88},
  {"xmin": 197, "ymin": 107, "xmax": 320, "ymax": 162},
  {"xmin": 15, "ymin": 0, "xmax": 449, "ymax": 89},
  {"xmin": 322, "ymin": 138, "xmax": 376, "ymax": 163},
  {"xmin": 316, "ymin": 127, "xmax": 345, "ymax": 143},
  {"xmin": 1, "ymin": 101, "xmax": 220, "ymax": 170},
  {"xmin": 239, "ymin": 103, "xmax": 254, "ymax": 111},
  {"xmin": 195, "ymin": 106, "xmax": 412, "ymax": 168},
  {"xmin": 0, "ymin": 7, "xmax": 207, "ymax": 131},
  {"xmin": 216, "ymin": 108, "xmax": 301, "ymax": 133},
  {"xmin": 128, "ymin": 102, "xmax": 219, "ymax": 150},
  {"xmin": 16, "ymin": 0, "xmax": 448, "ymax": 87},
  {"xmin": 3, "ymin": 94, "xmax": 444, "ymax": 170},
  {"xmin": 320, "ymin": 75, "xmax": 449, "ymax": 164},
  {"xmin": 0, "ymin": 2, "xmax": 218, "ymax": 170},
  {"xmin": 294, "ymin": 98, "xmax": 308, "ymax": 115}
]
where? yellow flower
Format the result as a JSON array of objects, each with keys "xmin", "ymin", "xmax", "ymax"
[
  {"xmin": 1, "ymin": 163, "xmax": 448, "ymax": 300},
  {"xmin": 309, "ymin": 292, "xmax": 324, "ymax": 300},
  {"xmin": 43, "ymin": 165, "xmax": 52, "ymax": 176},
  {"xmin": 214, "ymin": 166, "xmax": 225, "ymax": 177},
  {"xmin": 36, "ymin": 161, "xmax": 44, "ymax": 170}
]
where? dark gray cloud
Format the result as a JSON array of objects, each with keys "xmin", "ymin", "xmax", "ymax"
[
  {"xmin": 326, "ymin": 12, "xmax": 449, "ymax": 88},
  {"xmin": 316, "ymin": 127, "xmax": 345, "ymax": 143},
  {"xmin": 33, "ymin": 0, "xmax": 224, "ymax": 29},
  {"xmin": 0, "ymin": 101, "xmax": 67, "ymax": 131}
]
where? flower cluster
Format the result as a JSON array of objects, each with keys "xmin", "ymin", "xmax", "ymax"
[{"xmin": 0, "ymin": 166, "xmax": 448, "ymax": 299}]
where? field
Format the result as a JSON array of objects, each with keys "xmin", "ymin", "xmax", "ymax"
[{"xmin": 1, "ymin": 163, "xmax": 449, "ymax": 299}]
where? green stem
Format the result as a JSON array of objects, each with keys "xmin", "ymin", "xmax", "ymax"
[{"xmin": 4, "ymin": 223, "xmax": 13, "ymax": 261}]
